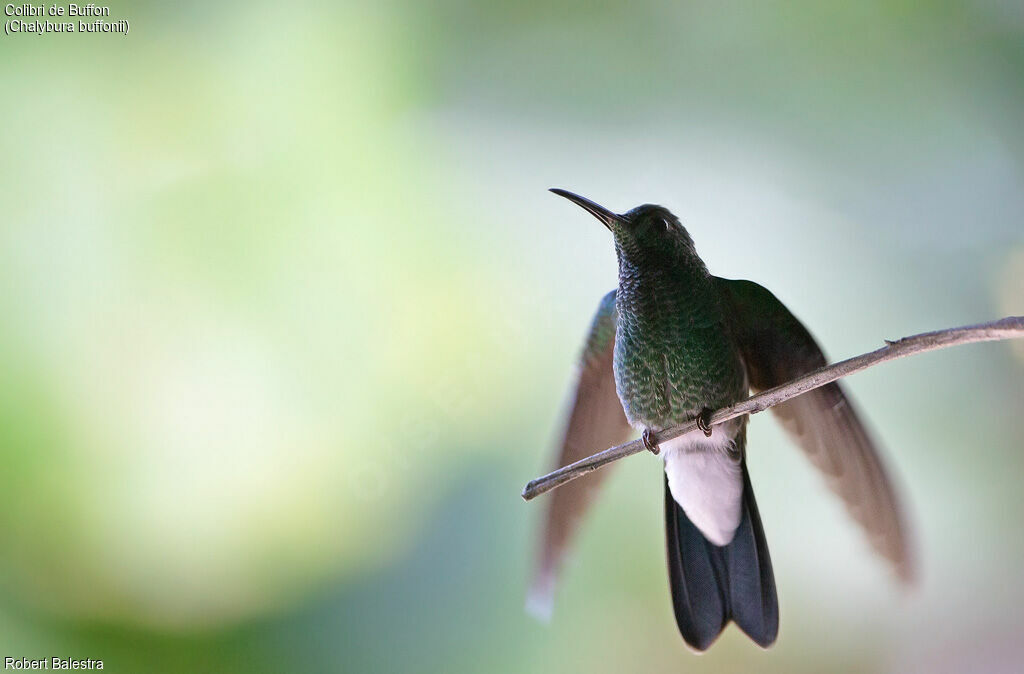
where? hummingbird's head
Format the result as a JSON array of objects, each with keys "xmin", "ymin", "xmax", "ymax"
[{"xmin": 549, "ymin": 189, "xmax": 696, "ymax": 262}]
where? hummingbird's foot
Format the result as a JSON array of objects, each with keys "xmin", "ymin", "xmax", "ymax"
[
  {"xmin": 642, "ymin": 429, "xmax": 660, "ymax": 455},
  {"xmin": 696, "ymin": 408, "xmax": 714, "ymax": 438}
]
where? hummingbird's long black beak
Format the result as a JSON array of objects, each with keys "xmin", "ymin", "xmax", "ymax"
[{"xmin": 549, "ymin": 189, "xmax": 623, "ymax": 230}]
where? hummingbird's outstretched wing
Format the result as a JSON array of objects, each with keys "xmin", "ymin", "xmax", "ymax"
[
  {"xmin": 716, "ymin": 278, "xmax": 912, "ymax": 582},
  {"xmin": 528, "ymin": 290, "xmax": 633, "ymax": 620}
]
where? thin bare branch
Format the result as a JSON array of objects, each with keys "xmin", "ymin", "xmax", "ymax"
[{"xmin": 522, "ymin": 316, "xmax": 1024, "ymax": 502}]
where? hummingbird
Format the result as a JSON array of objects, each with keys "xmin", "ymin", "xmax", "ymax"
[{"xmin": 528, "ymin": 189, "xmax": 911, "ymax": 651}]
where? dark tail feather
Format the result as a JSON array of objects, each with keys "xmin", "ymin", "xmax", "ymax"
[{"xmin": 664, "ymin": 464, "xmax": 778, "ymax": 651}]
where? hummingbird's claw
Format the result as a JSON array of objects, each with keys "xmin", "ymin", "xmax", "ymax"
[
  {"xmin": 642, "ymin": 429, "xmax": 660, "ymax": 455},
  {"xmin": 696, "ymin": 408, "xmax": 714, "ymax": 437}
]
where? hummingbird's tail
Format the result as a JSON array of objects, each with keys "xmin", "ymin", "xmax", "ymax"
[{"xmin": 664, "ymin": 463, "xmax": 778, "ymax": 651}]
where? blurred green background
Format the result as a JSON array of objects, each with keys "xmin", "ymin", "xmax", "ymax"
[{"xmin": 1, "ymin": 1, "xmax": 1023, "ymax": 672}]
